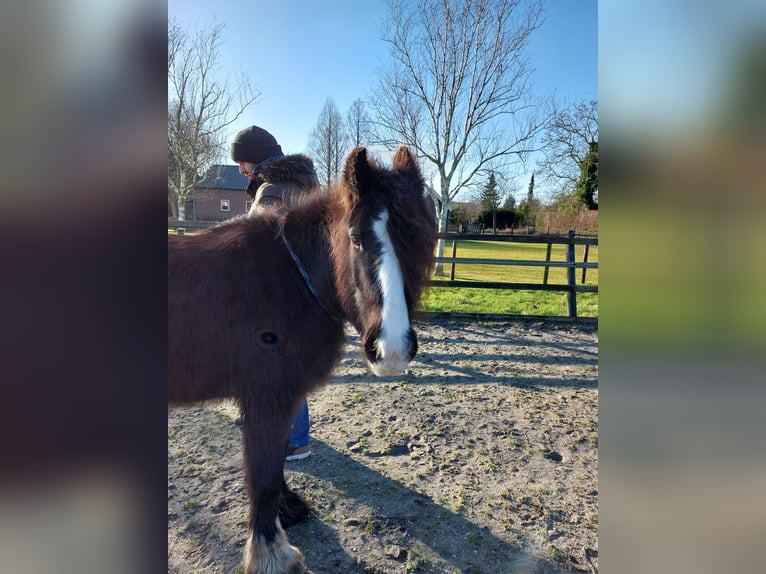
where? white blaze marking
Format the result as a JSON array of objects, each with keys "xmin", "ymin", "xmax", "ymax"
[{"xmin": 372, "ymin": 209, "xmax": 410, "ymax": 372}]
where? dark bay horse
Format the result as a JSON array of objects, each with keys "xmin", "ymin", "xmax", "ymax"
[{"xmin": 168, "ymin": 146, "xmax": 435, "ymax": 574}]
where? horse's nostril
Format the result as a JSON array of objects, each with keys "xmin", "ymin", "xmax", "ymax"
[
  {"xmin": 363, "ymin": 334, "xmax": 379, "ymax": 362},
  {"xmin": 407, "ymin": 328, "xmax": 418, "ymax": 360}
]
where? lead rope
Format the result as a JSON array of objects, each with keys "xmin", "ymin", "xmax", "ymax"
[{"xmin": 278, "ymin": 222, "xmax": 343, "ymax": 323}]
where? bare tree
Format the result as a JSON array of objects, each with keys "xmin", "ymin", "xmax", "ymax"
[
  {"xmin": 345, "ymin": 98, "xmax": 371, "ymax": 148},
  {"xmin": 308, "ymin": 97, "xmax": 346, "ymax": 187},
  {"xmin": 168, "ymin": 19, "xmax": 258, "ymax": 220},
  {"xmin": 537, "ymin": 99, "xmax": 598, "ymax": 201},
  {"xmin": 370, "ymin": 0, "xmax": 547, "ymax": 273}
]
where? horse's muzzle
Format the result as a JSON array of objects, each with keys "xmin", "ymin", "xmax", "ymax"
[{"xmin": 363, "ymin": 327, "xmax": 418, "ymax": 376}]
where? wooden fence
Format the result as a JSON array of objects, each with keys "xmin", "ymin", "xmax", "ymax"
[
  {"xmin": 167, "ymin": 219, "xmax": 215, "ymax": 232},
  {"xmin": 168, "ymin": 220, "xmax": 598, "ymax": 320},
  {"xmin": 430, "ymin": 230, "xmax": 598, "ymax": 319}
]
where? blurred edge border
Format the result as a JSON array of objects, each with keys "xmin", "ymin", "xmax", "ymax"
[
  {"xmin": 599, "ymin": 2, "xmax": 766, "ymax": 573},
  {"xmin": 1, "ymin": 4, "xmax": 168, "ymax": 574}
]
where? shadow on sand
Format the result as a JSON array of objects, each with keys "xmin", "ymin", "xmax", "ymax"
[{"xmin": 286, "ymin": 439, "xmax": 567, "ymax": 574}]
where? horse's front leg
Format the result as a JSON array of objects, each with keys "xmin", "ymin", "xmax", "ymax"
[{"xmin": 241, "ymin": 413, "xmax": 305, "ymax": 574}]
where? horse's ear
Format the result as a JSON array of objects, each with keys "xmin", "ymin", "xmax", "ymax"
[
  {"xmin": 343, "ymin": 147, "xmax": 372, "ymax": 199},
  {"xmin": 393, "ymin": 146, "xmax": 420, "ymax": 178}
]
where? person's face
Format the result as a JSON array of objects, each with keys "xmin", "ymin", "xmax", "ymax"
[{"xmin": 237, "ymin": 161, "xmax": 256, "ymax": 177}]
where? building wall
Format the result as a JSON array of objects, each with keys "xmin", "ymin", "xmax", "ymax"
[{"xmin": 194, "ymin": 188, "xmax": 251, "ymax": 221}]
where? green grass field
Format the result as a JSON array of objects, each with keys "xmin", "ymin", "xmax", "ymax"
[{"xmin": 422, "ymin": 239, "xmax": 598, "ymax": 317}]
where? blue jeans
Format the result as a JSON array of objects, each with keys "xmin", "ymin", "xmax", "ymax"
[{"xmin": 288, "ymin": 400, "xmax": 310, "ymax": 448}]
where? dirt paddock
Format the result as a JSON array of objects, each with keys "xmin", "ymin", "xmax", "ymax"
[{"xmin": 168, "ymin": 316, "xmax": 598, "ymax": 573}]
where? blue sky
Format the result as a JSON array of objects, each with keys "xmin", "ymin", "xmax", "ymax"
[{"xmin": 168, "ymin": 0, "xmax": 597, "ymax": 201}]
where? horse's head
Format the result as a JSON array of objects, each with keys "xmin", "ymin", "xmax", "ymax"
[{"xmin": 332, "ymin": 146, "xmax": 436, "ymax": 376}]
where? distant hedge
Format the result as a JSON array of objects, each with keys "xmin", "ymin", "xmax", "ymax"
[{"xmin": 478, "ymin": 208, "xmax": 516, "ymax": 230}]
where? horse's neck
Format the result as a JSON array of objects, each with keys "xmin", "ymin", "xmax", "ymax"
[
  {"xmin": 283, "ymin": 195, "xmax": 332, "ymax": 245},
  {"xmin": 280, "ymin": 197, "xmax": 344, "ymax": 315}
]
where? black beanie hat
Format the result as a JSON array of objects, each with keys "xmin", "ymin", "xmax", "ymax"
[{"xmin": 230, "ymin": 126, "xmax": 284, "ymax": 164}]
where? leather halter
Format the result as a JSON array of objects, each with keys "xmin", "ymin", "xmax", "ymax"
[{"xmin": 278, "ymin": 222, "xmax": 343, "ymax": 323}]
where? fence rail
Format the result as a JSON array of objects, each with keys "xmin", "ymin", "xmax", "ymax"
[
  {"xmin": 435, "ymin": 257, "xmax": 597, "ymax": 269},
  {"xmin": 168, "ymin": 219, "xmax": 216, "ymax": 232}
]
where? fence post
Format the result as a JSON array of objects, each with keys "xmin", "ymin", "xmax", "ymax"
[
  {"xmin": 543, "ymin": 242, "xmax": 553, "ymax": 285},
  {"xmin": 450, "ymin": 241, "xmax": 458, "ymax": 281},
  {"xmin": 566, "ymin": 230, "xmax": 577, "ymax": 317},
  {"xmin": 581, "ymin": 244, "xmax": 590, "ymax": 284}
]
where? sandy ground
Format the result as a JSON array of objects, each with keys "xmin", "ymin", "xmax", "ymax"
[{"xmin": 168, "ymin": 317, "xmax": 598, "ymax": 573}]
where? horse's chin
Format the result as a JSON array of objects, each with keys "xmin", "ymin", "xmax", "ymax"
[{"xmin": 367, "ymin": 359, "xmax": 409, "ymax": 377}]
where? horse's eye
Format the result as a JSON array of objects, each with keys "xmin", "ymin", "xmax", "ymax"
[{"xmin": 348, "ymin": 227, "xmax": 362, "ymax": 249}]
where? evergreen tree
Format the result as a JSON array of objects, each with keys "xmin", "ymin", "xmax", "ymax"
[
  {"xmin": 516, "ymin": 200, "xmax": 529, "ymax": 227},
  {"xmin": 575, "ymin": 140, "xmax": 598, "ymax": 210},
  {"xmin": 478, "ymin": 172, "xmax": 501, "ymax": 234},
  {"xmin": 516, "ymin": 174, "xmax": 543, "ymax": 229}
]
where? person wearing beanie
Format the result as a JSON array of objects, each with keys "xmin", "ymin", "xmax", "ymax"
[
  {"xmin": 230, "ymin": 125, "xmax": 319, "ymax": 211},
  {"xmin": 231, "ymin": 125, "xmax": 317, "ymax": 461}
]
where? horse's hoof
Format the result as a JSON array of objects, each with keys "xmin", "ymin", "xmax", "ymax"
[{"xmin": 243, "ymin": 530, "xmax": 305, "ymax": 574}]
